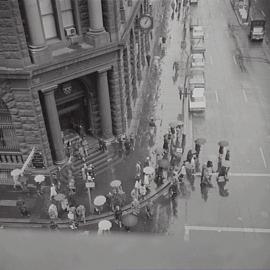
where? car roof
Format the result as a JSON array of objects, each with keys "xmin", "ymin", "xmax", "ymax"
[
  {"xmin": 191, "ymin": 53, "xmax": 204, "ymax": 58},
  {"xmin": 193, "ymin": 26, "xmax": 203, "ymax": 31},
  {"xmin": 192, "ymin": 88, "xmax": 205, "ymax": 97}
]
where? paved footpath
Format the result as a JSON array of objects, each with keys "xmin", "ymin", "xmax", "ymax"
[{"xmin": 0, "ymin": 2, "xmax": 192, "ymax": 230}]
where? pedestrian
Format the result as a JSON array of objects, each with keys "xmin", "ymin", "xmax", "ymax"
[
  {"xmin": 114, "ymin": 205, "xmax": 123, "ymax": 228},
  {"xmin": 130, "ymin": 188, "xmax": 138, "ymax": 200},
  {"xmin": 49, "ymin": 220, "xmax": 58, "ymax": 231},
  {"xmin": 186, "ymin": 149, "xmax": 193, "ymax": 163},
  {"xmin": 81, "ymin": 163, "xmax": 87, "ymax": 181},
  {"xmin": 143, "ymin": 173, "xmax": 150, "ymax": 192},
  {"xmin": 195, "ymin": 143, "xmax": 201, "ymax": 157},
  {"xmin": 17, "ymin": 200, "xmax": 30, "ymax": 217},
  {"xmin": 124, "ymin": 138, "xmax": 131, "ymax": 156},
  {"xmin": 48, "ymin": 203, "xmax": 58, "ymax": 220},
  {"xmin": 76, "ymin": 205, "xmax": 86, "ymax": 223},
  {"xmin": 144, "ymin": 156, "xmax": 151, "ymax": 167},
  {"xmin": 50, "ymin": 183, "xmax": 57, "ymax": 200},
  {"xmin": 145, "ymin": 200, "xmax": 154, "ymax": 219},
  {"xmin": 136, "ymin": 161, "xmax": 142, "ymax": 177},
  {"xmin": 139, "ymin": 183, "xmax": 147, "ymax": 200},
  {"xmin": 98, "ymin": 138, "xmax": 103, "ymax": 151},
  {"xmin": 146, "ymin": 54, "xmax": 151, "ymax": 67},
  {"xmin": 129, "ymin": 133, "xmax": 135, "ymax": 151},
  {"xmin": 131, "ymin": 198, "xmax": 140, "ymax": 215},
  {"xmin": 224, "ymin": 150, "xmax": 230, "ymax": 179}
]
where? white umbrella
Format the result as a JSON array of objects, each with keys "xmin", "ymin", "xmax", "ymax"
[
  {"xmin": 94, "ymin": 195, "xmax": 106, "ymax": 206},
  {"xmin": 34, "ymin": 175, "xmax": 45, "ymax": 183},
  {"xmin": 11, "ymin": 168, "xmax": 22, "ymax": 177},
  {"xmin": 98, "ymin": 220, "xmax": 112, "ymax": 230},
  {"xmin": 110, "ymin": 180, "xmax": 121, "ymax": 188},
  {"xmin": 143, "ymin": 166, "xmax": 155, "ymax": 175}
]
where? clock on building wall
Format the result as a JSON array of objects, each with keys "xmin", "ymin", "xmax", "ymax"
[{"xmin": 138, "ymin": 14, "xmax": 153, "ymax": 31}]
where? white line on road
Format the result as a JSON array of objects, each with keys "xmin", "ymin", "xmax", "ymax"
[
  {"xmin": 233, "ymin": 55, "xmax": 237, "ymax": 65},
  {"xmin": 259, "ymin": 147, "xmax": 268, "ymax": 168},
  {"xmin": 194, "ymin": 172, "xmax": 270, "ymax": 177},
  {"xmin": 215, "ymin": 91, "xmax": 219, "ymax": 103},
  {"xmin": 185, "ymin": 225, "xmax": 270, "ymax": 234},
  {"xmin": 209, "ymin": 55, "xmax": 213, "ymax": 65},
  {"xmin": 242, "ymin": 88, "xmax": 248, "ymax": 103},
  {"xmin": 261, "ymin": 10, "xmax": 266, "ymax": 17}
]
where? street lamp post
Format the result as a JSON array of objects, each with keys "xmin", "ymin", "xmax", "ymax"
[{"xmin": 85, "ymin": 182, "xmax": 94, "ymax": 214}]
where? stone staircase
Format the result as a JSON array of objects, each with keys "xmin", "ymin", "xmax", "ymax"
[{"xmin": 59, "ymin": 142, "xmax": 120, "ymax": 185}]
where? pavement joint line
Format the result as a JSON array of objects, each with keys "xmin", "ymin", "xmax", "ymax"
[
  {"xmin": 215, "ymin": 90, "xmax": 219, "ymax": 103},
  {"xmin": 242, "ymin": 88, "xmax": 248, "ymax": 103},
  {"xmin": 185, "ymin": 225, "xmax": 270, "ymax": 234},
  {"xmin": 259, "ymin": 147, "xmax": 267, "ymax": 168},
  {"xmin": 233, "ymin": 54, "xmax": 237, "ymax": 65}
]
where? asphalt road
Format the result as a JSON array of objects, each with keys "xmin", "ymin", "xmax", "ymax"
[{"xmin": 111, "ymin": 0, "xmax": 270, "ymax": 267}]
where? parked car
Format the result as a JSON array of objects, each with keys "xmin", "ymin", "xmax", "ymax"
[
  {"xmin": 189, "ymin": 69, "xmax": 205, "ymax": 88},
  {"xmin": 191, "ymin": 38, "xmax": 205, "ymax": 54},
  {"xmin": 189, "ymin": 87, "xmax": 206, "ymax": 112},
  {"xmin": 190, "ymin": 0, "xmax": 198, "ymax": 5},
  {"xmin": 192, "ymin": 26, "xmax": 204, "ymax": 39},
  {"xmin": 191, "ymin": 53, "xmax": 205, "ymax": 68}
]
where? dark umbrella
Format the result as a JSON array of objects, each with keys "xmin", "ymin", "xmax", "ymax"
[
  {"xmin": 195, "ymin": 138, "xmax": 206, "ymax": 145},
  {"xmin": 158, "ymin": 159, "xmax": 170, "ymax": 169},
  {"xmin": 218, "ymin": 140, "xmax": 229, "ymax": 147},
  {"xmin": 122, "ymin": 214, "xmax": 138, "ymax": 227}
]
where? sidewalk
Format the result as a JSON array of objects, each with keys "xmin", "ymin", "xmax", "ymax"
[{"xmin": 0, "ymin": 2, "xmax": 192, "ymax": 229}]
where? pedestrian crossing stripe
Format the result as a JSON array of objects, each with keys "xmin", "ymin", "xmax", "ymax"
[{"xmin": 193, "ymin": 172, "xmax": 270, "ymax": 177}]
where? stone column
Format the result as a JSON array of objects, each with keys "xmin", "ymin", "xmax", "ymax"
[
  {"xmin": 97, "ymin": 69, "xmax": 113, "ymax": 139},
  {"xmin": 86, "ymin": 0, "xmax": 110, "ymax": 46},
  {"xmin": 22, "ymin": 0, "xmax": 51, "ymax": 63},
  {"xmin": 42, "ymin": 86, "xmax": 66, "ymax": 165}
]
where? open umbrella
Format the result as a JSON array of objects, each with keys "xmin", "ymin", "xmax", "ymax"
[
  {"xmin": 218, "ymin": 140, "xmax": 229, "ymax": 147},
  {"xmin": 53, "ymin": 193, "xmax": 66, "ymax": 201},
  {"xmin": 195, "ymin": 138, "xmax": 206, "ymax": 145},
  {"xmin": 169, "ymin": 122, "xmax": 178, "ymax": 128},
  {"xmin": 122, "ymin": 214, "xmax": 138, "ymax": 227},
  {"xmin": 94, "ymin": 195, "xmax": 106, "ymax": 206},
  {"xmin": 155, "ymin": 148, "xmax": 164, "ymax": 156},
  {"xmin": 98, "ymin": 220, "xmax": 112, "ymax": 230},
  {"xmin": 11, "ymin": 168, "xmax": 22, "ymax": 177},
  {"xmin": 34, "ymin": 175, "xmax": 45, "ymax": 183},
  {"xmin": 158, "ymin": 159, "xmax": 170, "ymax": 169},
  {"xmin": 143, "ymin": 166, "xmax": 155, "ymax": 175},
  {"xmin": 110, "ymin": 180, "xmax": 121, "ymax": 188},
  {"xmin": 176, "ymin": 120, "xmax": 184, "ymax": 127}
]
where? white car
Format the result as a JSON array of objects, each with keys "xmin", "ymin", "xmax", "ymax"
[
  {"xmin": 189, "ymin": 87, "xmax": 206, "ymax": 112},
  {"xmin": 191, "ymin": 38, "xmax": 205, "ymax": 54},
  {"xmin": 190, "ymin": 0, "xmax": 198, "ymax": 4},
  {"xmin": 189, "ymin": 69, "xmax": 205, "ymax": 87},
  {"xmin": 191, "ymin": 53, "xmax": 205, "ymax": 68},
  {"xmin": 192, "ymin": 26, "xmax": 204, "ymax": 39}
]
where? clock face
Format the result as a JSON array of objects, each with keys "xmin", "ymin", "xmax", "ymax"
[{"xmin": 139, "ymin": 15, "xmax": 153, "ymax": 30}]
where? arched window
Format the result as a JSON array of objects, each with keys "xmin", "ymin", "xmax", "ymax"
[{"xmin": 0, "ymin": 99, "xmax": 20, "ymax": 151}]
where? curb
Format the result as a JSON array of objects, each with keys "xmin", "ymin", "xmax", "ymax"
[{"xmin": 0, "ymin": 181, "xmax": 171, "ymax": 229}]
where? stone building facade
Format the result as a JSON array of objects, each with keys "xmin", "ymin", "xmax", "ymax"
[{"xmin": 0, "ymin": 0, "xmax": 165, "ymax": 179}]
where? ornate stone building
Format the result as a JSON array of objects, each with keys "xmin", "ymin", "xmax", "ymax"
[{"xmin": 0, "ymin": 0, "xmax": 165, "ymax": 180}]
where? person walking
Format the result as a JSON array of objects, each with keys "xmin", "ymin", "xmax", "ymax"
[
  {"xmin": 146, "ymin": 54, "xmax": 151, "ymax": 67},
  {"xmin": 114, "ymin": 205, "xmax": 123, "ymax": 228},
  {"xmin": 145, "ymin": 200, "xmax": 154, "ymax": 220},
  {"xmin": 136, "ymin": 161, "xmax": 142, "ymax": 178},
  {"xmin": 129, "ymin": 133, "xmax": 135, "ymax": 151},
  {"xmin": 224, "ymin": 150, "xmax": 230, "ymax": 179}
]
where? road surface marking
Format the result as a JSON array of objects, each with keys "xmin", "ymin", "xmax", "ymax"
[
  {"xmin": 233, "ymin": 55, "xmax": 237, "ymax": 65},
  {"xmin": 242, "ymin": 88, "xmax": 248, "ymax": 103},
  {"xmin": 209, "ymin": 55, "xmax": 213, "ymax": 65},
  {"xmin": 194, "ymin": 172, "xmax": 270, "ymax": 177},
  {"xmin": 261, "ymin": 10, "xmax": 266, "ymax": 17},
  {"xmin": 184, "ymin": 226, "xmax": 190, "ymax": 241},
  {"xmin": 259, "ymin": 147, "xmax": 267, "ymax": 168},
  {"xmin": 215, "ymin": 91, "xmax": 219, "ymax": 103},
  {"xmin": 0, "ymin": 200, "xmax": 17, "ymax": 207},
  {"xmin": 185, "ymin": 225, "xmax": 270, "ymax": 234}
]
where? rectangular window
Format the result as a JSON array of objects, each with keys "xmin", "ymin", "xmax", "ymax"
[
  {"xmin": 39, "ymin": 0, "xmax": 58, "ymax": 39},
  {"xmin": 59, "ymin": 0, "xmax": 75, "ymax": 28}
]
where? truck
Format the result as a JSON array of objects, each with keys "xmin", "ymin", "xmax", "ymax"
[{"xmin": 249, "ymin": 7, "xmax": 266, "ymax": 41}]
